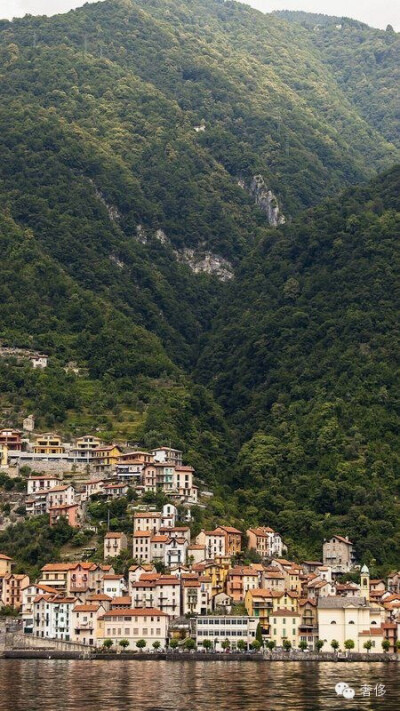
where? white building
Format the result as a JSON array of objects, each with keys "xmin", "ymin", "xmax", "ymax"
[
  {"xmin": 182, "ymin": 577, "xmax": 212, "ymax": 616},
  {"xmin": 33, "ymin": 594, "xmax": 76, "ymax": 640},
  {"xmin": 46, "ymin": 484, "xmax": 75, "ymax": 511},
  {"xmin": 195, "ymin": 616, "xmax": 258, "ymax": 650},
  {"xmin": 102, "ymin": 575, "xmax": 127, "ymax": 598},
  {"xmin": 71, "ymin": 602, "xmax": 106, "ymax": 646},
  {"xmin": 104, "ymin": 532, "xmax": 128, "ymax": 559},
  {"xmin": 21, "ymin": 583, "xmax": 58, "ymax": 633}
]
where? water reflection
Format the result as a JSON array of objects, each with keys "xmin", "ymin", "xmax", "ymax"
[{"xmin": 0, "ymin": 660, "xmax": 398, "ymax": 710}]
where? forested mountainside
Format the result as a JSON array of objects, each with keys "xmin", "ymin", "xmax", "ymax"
[
  {"xmin": 275, "ymin": 11, "xmax": 400, "ymax": 150},
  {"xmin": 0, "ymin": 0, "xmax": 400, "ymax": 565},
  {"xmin": 199, "ymin": 166, "xmax": 400, "ymax": 567}
]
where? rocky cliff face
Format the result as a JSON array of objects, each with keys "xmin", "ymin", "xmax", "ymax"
[
  {"xmin": 249, "ymin": 175, "xmax": 285, "ymax": 227},
  {"xmin": 175, "ymin": 249, "xmax": 234, "ymax": 281}
]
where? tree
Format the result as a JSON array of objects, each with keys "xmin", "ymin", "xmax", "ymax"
[
  {"xmin": 202, "ymin": 639, "xmax": 213, "ymax": 650},
  {"xmin": 250, "ymin": 640, "xmax": 261, "ymax": 651},
  {"xmin": 382, "ymin": 639, "xmax": 391, "ymax": 653},
  {"xmin": 299, "ymin": 640, "xmax": 308, "ymax": 651},
  {"xmin": 283, "ymin": 640, "xmax": 292, "ymax": 651},
  {"xmin": 152, "ymin": 641, "xmax": 161, "ymax": 650},
  {"xmin": 395, "ymin": 640, "xmax": 400, "ymax": 652},
  {"xmin": 169, "ymin": 639, "xmax": 179, "ymax": 650},
  {"xmin": 331, "ymin": 640, "xmax": 339, "ymax": 652},
  {"xmin": 316, "ymin": 640, "xmax": 324, "ymax": 652},
  {"xmin": 184, "ymin": 638, "xmax": 196, "ymax": 650},
  {"xmin": 265, "ymin": 640, "xmax": 276, "ymax": 652},
  {"xmin": 344, "ymin": 639, "xmax": 355, "ymax": 651},
  {"xmin": 256, "ymin": 622, "xmax": 263, "ymax": 646},
  {"xmin": 119, "ymin": 639, "xmax": 129, "ymax": 650},
  {"xmin": 237, "ymin": 639, "xmax": 247, "ymax": 651},
  {"xmin": 363, "ymin": 640, "xmax": 372, "ymax": 653},
  {"xmin": 103, "ymin": 638, "xmax": 113, "ymax": 649},
  {"xmin": 136, "ymin": 639, "xmax": 146, "ymax": 650},
  {"xmin": 221, "ymin": 639, "xmax": 231, "ymax": 650}
]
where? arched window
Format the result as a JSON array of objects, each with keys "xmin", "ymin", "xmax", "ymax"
[
  {"xmin": 330, "ymin": 621, "xmax": 336, "ymax": 624},
  {"xmin": 349, "ymin": 621, "xmax": 355, "ymax": 624}
]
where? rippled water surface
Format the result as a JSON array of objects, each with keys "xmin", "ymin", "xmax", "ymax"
[{"xmin": 0, "ymin": 660, "xmax": 399, "ymax": 710}]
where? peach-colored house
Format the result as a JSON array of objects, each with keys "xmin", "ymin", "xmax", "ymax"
[
  {"xmin": 226, "ymin": 566, "xmax": 260, "ymax": 603},
  {"xmin": 49, "ymin": 503, "xmax": 81, "ymax": 528},
  {"xmin": 1, "ymin": 573, "xmax": 29, "ymax": 610}
]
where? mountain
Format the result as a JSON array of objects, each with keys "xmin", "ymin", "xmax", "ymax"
[
  {"xmin": 199, "ymin": 166, "xmax": 400, "ymax": 566},
  {"xmin": 274, "ymin": 11, "xmax": 400, "ymax": 150},
  {"xmin": 0, "ymin": 0, "xmax": 400, "ymax": 563}
]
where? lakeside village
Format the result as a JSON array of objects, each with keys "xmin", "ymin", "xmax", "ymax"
[{"xmin": 1, "ymin": 430, "xmax": 400, "ymax": 655}]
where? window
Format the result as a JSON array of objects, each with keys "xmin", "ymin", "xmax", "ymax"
[{"xmin": 331, "ymin": 621, "xmax": 336, "ymax": 624}]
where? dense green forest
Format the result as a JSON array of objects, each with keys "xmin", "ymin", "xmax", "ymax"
[
  {"xmin": 199, "ymin": 166, "xmax": 400, "ymax": 568},
  {"xmin": 0, "ymin": 0, "xmax": 400, "ymax": 568}
]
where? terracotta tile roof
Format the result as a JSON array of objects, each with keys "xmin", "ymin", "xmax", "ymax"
[
  {"xmin": 134, "ymin": 512, "xmax": 161, "ymax": 517},
  {"xmin": 160, "ymin": 526, "xmax": 189, "ymax": 532},
  {"xmin": 151, "ymin": 535, "xmax": 169, "ymax": 543},
  {"xmin": 110, "ymin": 597, "xmax": 132, "ymax": 606},
  {"xmin": 174, "ymin": 466, "xmax": 194, "ymax": 472},
  {"xmin": 218, "ymin": 526, "xmax": 242, "ymax": 534},
  {"xmin": 41, "ymin": 563, "xmax": 75, "ymax": 571},
  {"xmin": 139, "ymin": 574, "xmax": 160, "ymax": 582},
  {"xmin": 47, "ymin": 485, "xmax": 72, "ymax": 493},
  {"xmin": 272, "ymin": 609, "xmax": 300, "ymax": 617},
  {"xmin": 73, "ymin": 604, "xmax": 101, "ymax": 612},
  {"xmin": 228, "ymin": 567, "xmax": 260, "ymax": 577},
  {"xmin": 133, "ymin": 530, "xmax": 152, "ymax": 537},
  {"xmin": 299, "ymin": 598, "xmax": 317, "ymax": 607},
  {"xmin": 0, "ymin": 553, "xmax": 13, "ymax": 561},
  {"xmin": 264, "ymin": 571, "xmax": 285, "ymax": 579},
  {"xmin": 103, "ymin": 574, "xmax": 124, "ymax": 580},
  {"xmin": 102, "ymin": 608, "xmax": 168, "ymax": 618},
  {"xmin": 87, "ymin": 594, "xmax": 112, "ymax": 601},
  {"xmin": 104, "ymin": 532, "xmax": 125, "ymax": 539}
]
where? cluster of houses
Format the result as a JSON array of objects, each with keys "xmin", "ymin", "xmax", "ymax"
[
  {"xmin": 2, "ymin": 530, "xmax": 400, "ymax": 653},
  {"xmin": 0, "ymin": 437, "xmax": 200, "ymax": 528}
]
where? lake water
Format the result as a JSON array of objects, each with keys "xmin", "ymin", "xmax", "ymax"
[{"xmin": 0, "ymin": 660, "xmax": 399, "ymax": 710}]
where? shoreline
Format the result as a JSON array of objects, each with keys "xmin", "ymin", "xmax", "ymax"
[{"xmin": 2, "ymin": 650, "xmax": 399, "ymax": 662}]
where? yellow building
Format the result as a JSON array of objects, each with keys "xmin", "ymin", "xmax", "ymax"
[
  {"xmin": 245, "ymin": 588, "xmax": 299, "ymax": 635},
  {"xmin": 204, "ymin": 558, "xmax": 231, "ymax": 598},
  {"xmin": 34, "ymin": 433, "xmax": 64, "ymax": 455},
  {"xmin": 93, "ymin": 445, "xmax": 123, "ymax": 471},
  {"xmin": 270, "ymin": 609, "xmax": 300, "ymax": 648}
]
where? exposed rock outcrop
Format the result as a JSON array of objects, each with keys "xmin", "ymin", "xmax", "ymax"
[{"xmin": 249, "ymin": 175, "xmax": 285, "ymax": 227}]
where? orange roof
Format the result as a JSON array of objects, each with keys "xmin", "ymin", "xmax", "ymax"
[
  {"xmin": 73, "ymin": 604, "xmax": 101, "ymax": 612},
  {"xmin": 104, "ymin": 532, "xmax": 125, "ymax": 539},
  {"xmin": 87, "ymin": 594, "xmax": 112, "ymax": 601},
  {"xmin": 103, "ymin": 574, "xmax": 124, "ymax": 580},
  {"xmin": 41, "ymin": 563, "xmax": 75, "ymax": 571},
  {"xmin": 133, "ymin": 530, "xmax": 152, "ymax": 537},
  {"xmin": 217, "ymin": 526, "xmax": 242, "ymax": 534},
  {"xmin": 134, "ymin": 512, "xmax": 161, "ymax": 518},
  {"xmin": 48, "ymin": 485, "xmax": 72, "ymax": 493},
  {"xmin": 272, "ymin": 609, "xmax": 300, "ymax": 617},
  {"xmin": 228, "ymin": 567, "xmax": 259, "ymax": 577},
  {"xmin": 331, "ymin": 535, "xmax": 353, "ymax": 545},
  {"xmin": 0, "ymin": 554, "xmax": 13, "ymax": 561},
  {"xmin": 110, "ymin": 597, "xmax": 131, "ymax": 605},
  {"xmin": 102, "ymin": 608, "xmax": 168, "ymax": 618},
  {"xmin": 151, "ymin": 535, "xmax": 169, "ymax": 543}
]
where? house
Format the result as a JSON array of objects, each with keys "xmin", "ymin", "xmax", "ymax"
[
  {"xmin": 298, "ymin": 598, "xmax": 318, "ymax": 650},
  {"xmin": 261, "ymin": 568, "xmax": 286, "ymax": 591},
  {"xmin": 322, "ymin": 535, "xmax": 356, "ymax": 574},
  {"xmin": 39, "ymin": 563, "xmax": 74, "ymax": 593},
  {"xmin": 195, "ymin": 616, "xmax": 258, "ymax": 650},
  {"xmin": 247, "ymin": 527, "xmax": 283, "ymax": 559},
  {"xmin": 49, "ymin": 503, "xmax": 81, "ymax": 528},
  {"xmin": 81, "ymin": 479, "xmax": 106, "ymax": 501},
  {"xmin": 71, "ymin": 603, "xmax": 106, "ymax": 646},
  {"xmin": 152, "ymin": 447, "xmax": 183, "ymax": 466},
  {"xmin": 226, "ymin": 567, "xmax": 260, "ymax": 603},
  {"xmin": 1, "ymin": 573, "xmax": 29, "ymax": 610},
  {"xmin": 245, "ymin": 588, "xmax": 299, "ymax": 635},
  {"xmin": 133, "ymin": 531, "xmax": 152, "ymax": 563},
  {"xmin": 128, "ymin": 564, "xmax": 157, "ymax": 590},
  {"xmin": 71, "ymin": 436, "xmax": 102, "ymax": 463},
  {"xmin": 34, "ymin": 433, "xmax": 64, "ymax": 455},
  {"xmin": 161, "ymin": 504, "xmax": 177, "ymax": 527},
  {"xmin": 115, "ymin": 460, "xmax": 144, "ymax": 484},
  {"xmin": 0, "ymin": 553, "xmax": 13, "ymax": 577},
  {"xmin": 213, "ymin": 591, "xmax": 233, "ymax": 613},
  {"xmin": 110, "ymin": 597, "xmax": 132, "ymax": 610},
  {"xmin": 165, "ymin": 536, "xmax": 188, "ymax": 567},
  {"xmin": 0, "ymin": 429, "xmax": 22, "ymax": 450},
  {"xmin": 92, "ymin": 445, "xmax": 123, "ymax": 472},
  {"xmin": 133, "ymin": 512, "xmax": 161, "ymax": 535},
  {"xmin": 215, "ymin": 526, "xmax": 242, "ymax": 556},
  {"xmin": 131, "ymin": 575, "xmax": 181, "ymax": 617},
  {"xmin": 98, "ymin": 608, "xmax": 169, "ymax": 648},
  {"xmin": 173, "ymin": 466, "xmax": 197, "ymax": 502},
  {"xmin": 269, "ymin": 610, "xmax": 300, "ymax": 648},
  {"xmin": 21, "ymin": 582, "xmax": 59, "ymax": 633},
  {"xmin": 103, "ymin": 575, "xmax": 127, "ymax": 598},
  {"xmin": 27, "ymin": 475, "xmax": 60, "ymax": 496},
  {"xmin": 102, "ymin": 483, "xmax": 128, "ymax": 500},
  {"xmin": 317, "ymin": 596, "xmax": 385, "ymax": 652},
  {"xmin": 33, "ymin": 594, "xmax": 76, "ymax": 640},
  {"xmin": 195, "ymin": 530, "xmax": 226, "ymax": 559},
  {"xmin": 182, "ymin": 577, "xmax": 212, "ymax": 616},
  {"xmin": 160, "ymin": 526, "xmax": 191, "ymax": 543},
  {"xmin": 46, "ymin": 485, "xmax": 75, "ymax": 511},
  {"xmin": 104, "ymin": 532, "xmax": 128, "ymax": 559}
]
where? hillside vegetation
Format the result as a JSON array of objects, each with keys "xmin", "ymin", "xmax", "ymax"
[
  {"xmin": 200, "ymin": 166, "xmax": 400, "ymax": 567},
  {"xmin": 0, "ymin": 1, "xmax": 400, "ymax": 566}
]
